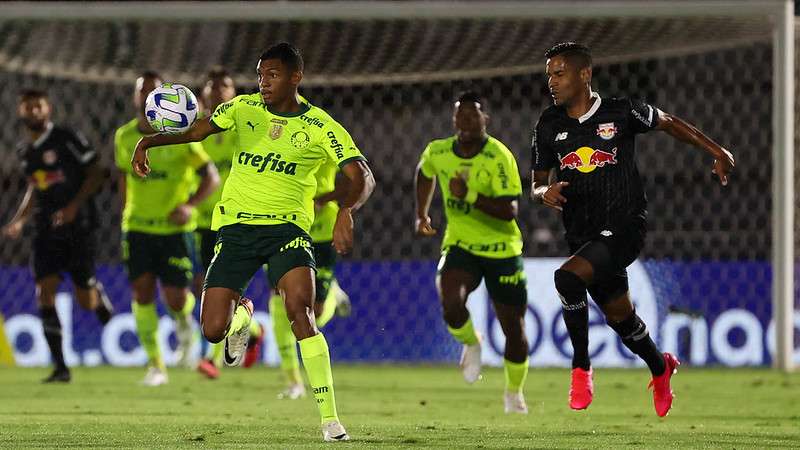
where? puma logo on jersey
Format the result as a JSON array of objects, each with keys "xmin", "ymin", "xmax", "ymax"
[
  {"xmin": 555, "ymin": 132, "xmax": 568, "ymax": 141},
  {"xmin": 238, "ymin": 151, "xmax": 297, "ymax": 175},
  {"xmin": 246, "ymin": 121, "xmax": 259, "ymax": 131}
]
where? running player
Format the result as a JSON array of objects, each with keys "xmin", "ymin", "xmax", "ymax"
[
  {"xmin": 531, "ymin": 42, "xmax": 734, "ymax": 416},
  {"xmin": 131, "ymin": 43, "xmax": 374, "ymax": 441},
  {"xmin": 415, "ymin": 91, "xmax": 530, "ymax": 414}
]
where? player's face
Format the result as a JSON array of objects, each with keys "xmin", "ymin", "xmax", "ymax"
[
  {"xmin": 134, "ymin": 76, "xmax": 162, "ymax": 111},
  {"xmin": 17, "ymin": 97, "xmax": 51, "ymax": 131},
  {"xmin": 453, "ymin": 101, "xmax": 487, "ymax": 144},
  {"xmin": 202, "ymin": 76, "xmax": 235, "ymax": 112},
  {"xmin": 257, "ymin": 59, "xmax": 300, "ymax": 105},
  {"xmin": 546, "ymin": 55, "xmax": 585, "ymax": 106}
]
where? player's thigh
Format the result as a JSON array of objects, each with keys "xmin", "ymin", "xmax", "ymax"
[
  {"xmin": 35, "ymin": 274, "xmax": 61, "ymax": 308},
  {"xmin": 484, "ymin": 254, "xmax": 528, "ymax": 308},
  {"xmin": 312, "ymin": 241, "xmax": 336, "ymax": 304},
  {"xmin": 204, "ymin": 225, "xmax": 265, "ymax": 295},
  {"xmin": 197, "ymin": 228, "xmax": 218, "ymax": 273},
  {"xmin": 130, "ymin": 273, "xmax": 157, "ymax": 304},
  {"xmin": 31, "ymin": 234, "xmax": 68, "ymax": 289},
  {"xmin": 155, "ymin": 233, "xmax": 194, "ymax": 290},
  {"xmin": 436, "ymin": 246, "xmax": 482, "ymax": 302},
  {"xmin": 264, "ymin": 226, "xmax": 316, "ymax": 298},
  {"xmin": 200, "ymin": 286, "xmax": 241, "ymax": 342},
  {"xmin": 276, "ymin": 266, "xmax": 316, "ymax": 310},
  {"xmin": 65, "ymin": 229, "xmax": 98, "ymax": 292},
  {"xmin": 591, "ymin": 278, "xmax": 634, "ymax": 322},
  {"xmin": 162, "ymin": 285, "xmax": 190, "ymax": 312}
]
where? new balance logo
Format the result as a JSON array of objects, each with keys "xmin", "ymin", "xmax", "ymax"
[
  {"xmin": 600, "ymin": 230, "xmax": 613, "ymax": 237},
  {"xmin": 555, "ymin": 132, "xmax": 568, "ymax": 141},
  {"xmin": 246, "ymin": 121, "xmax": 259, "ymax": 131}
]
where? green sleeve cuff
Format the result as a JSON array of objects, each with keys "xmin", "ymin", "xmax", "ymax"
[{"xmin": 465, "ymin": 189, "xmax": 478, "ymax": 204}]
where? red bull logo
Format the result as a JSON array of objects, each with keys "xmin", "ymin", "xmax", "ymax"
[
  {"xmin": 596, "ymin": 122, "xmax": 617, "ymax": 140},
  {"xmin": 559, "ymin": 147, "xmax": 618, "ymax": 173},
  {"xmin": 30, "ymin": 169, "xmax": 66, "ymax": 190}
]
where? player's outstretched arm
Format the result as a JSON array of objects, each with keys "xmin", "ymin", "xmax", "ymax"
[
  {"xmin": 1, "ymin": 183, "xmax": 35, "ymax": 239},
  {"xmin": 531, "ymin": 169, "xmax": 568, "ymax": 212},
  {"xmin": 414, "ymin": 165, "xmax": 437, "ymax": 237},
  {"xmin": 315, "ymin": 174, "xmax": 350, "ymax": 207},
  {"xmin": 131, "ymin": 117, "xmax": 224, "ymax": 177},
  {"xmin": 656, "ymin": 111, "xmax": 735, "ymax": 186},
  {"xmin": 332, "ymin": 160, "xmax": 375, "ymax": 254}
]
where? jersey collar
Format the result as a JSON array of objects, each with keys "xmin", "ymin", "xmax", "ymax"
[
  {"xmin": 31, "ymin": 121, "xmax": 54, "ymax": 149},
  {"xmin": 577, "ymin": 91, "xmax": 601, "ymax": 124},
  {"xmin": 266, "ymin": 101, "xmax": 311, "ymax": 118}
]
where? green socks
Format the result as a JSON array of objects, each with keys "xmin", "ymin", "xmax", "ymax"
[
  {"xmin": 226, "ymin": 300, "xmax": 251, "ymax": 338},
  {"xmin": 447, "ymin": 317, "xmax": 480, "ymax": 345},
  {"xmin": 270, "ymin": 293, "xmax": 302, "ymax": 385},
  {"xmin": 504, "ymin": 357, "xmax": 529, "ymax": 394},
  {"xmin": 315, "ymin": 286, "xmax": 337, "ymax": 328},
  {"xmin": 299, "ymin": 332, "xmax": 338, "ymax": 423},
  {"xmin": 132, "ymin": 301, "xmax": 163, "ymax": 370}
]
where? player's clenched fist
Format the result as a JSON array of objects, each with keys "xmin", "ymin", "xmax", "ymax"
[
  {"xmin": 415, "ymin": 215, "xmax": 437, "ymax": 237},
  {"xmin": 542, "ymin": 181, "xmax": 569, "ymax": 211}
]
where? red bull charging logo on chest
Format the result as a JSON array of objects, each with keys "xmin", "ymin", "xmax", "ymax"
[{"xmin": 559, "ymin": 147, "xmax": 618, "ymax": 173}]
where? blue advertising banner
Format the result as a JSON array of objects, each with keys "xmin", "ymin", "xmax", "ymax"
[{"xmin": 1, "ymin": 259, "xmax": 797, "ymax": 367}]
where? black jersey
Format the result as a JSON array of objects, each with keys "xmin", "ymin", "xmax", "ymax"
[
  {"xmin": 532, "ymin": 94, "xmax": 659, "ymax": 245},
  {"xmin": 16, "ymin": 123, "xmax": 99, "ymax": 232}
]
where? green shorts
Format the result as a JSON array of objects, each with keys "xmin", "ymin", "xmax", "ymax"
[
  {"xmin": 204, "ymin": 222, "xmax": 316, "ymax": 294},
  {"xmin": 312, "ymin": 241, "xmax": 337, "ymax": 303},
  {"xmin": 122, "ymin": 231, "xmax": 194, "ymax": 288},
  {"xmin": 437, "ymin": 245, "xmax": 528, "ymax": 306},
  {"xmin": 195, "ymin": 228, "xmax": 218, "ymax": 272}
]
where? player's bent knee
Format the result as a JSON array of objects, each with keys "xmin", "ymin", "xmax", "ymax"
[
  {"xmin": 554, "ymin": 269, "xmax": 587, "ymax": 305},
  {"xmin": 201, "ymin": 320, "xmax": 226, "ymax": 344}
]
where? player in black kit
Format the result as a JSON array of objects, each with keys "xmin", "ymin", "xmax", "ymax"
[
  {"xmin": 2, "ymin": 89, "xmax": 114, "ymax": 383},
  {"xmin": 531, "ymin": 43, "xmax": 734, "ymax": 417}
]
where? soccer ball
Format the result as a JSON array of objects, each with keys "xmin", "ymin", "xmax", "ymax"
[{"xmin": 144, "ymin": 83, "xmax": 198, "ymax": 133}]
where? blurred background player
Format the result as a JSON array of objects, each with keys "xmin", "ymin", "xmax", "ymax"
[
  {"xmin": 193, "ymin": 67, "xmax": 264, "ymax": 379},
  {"xmin": 131, "ymin": 42, "xmax": 375, "ymax": 442},
  {"xmin": 531, "ymin": 42, "xmax": 734, "ymax": 416},
  {"xmin": 2, "ymin": 89, "xmax": 114, "ymax": 383},
  {"xmin": 115, "ymin": 71, "xmax": 219, "ymax": 386},
  {"xmin": 415, "ymin": 91, "xmax": 530, "ymax": 414},
  {"xmin": 269, "ymin": 154, "xmax": 353, "ymax": 400}
]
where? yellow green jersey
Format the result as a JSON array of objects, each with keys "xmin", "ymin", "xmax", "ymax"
[
  {"xmin": 308, "ymin": 157, "xmax": 339, "ymax": 242},
  {"xmin": 114, "ymin": 118, "xmax": 210, "ymax": 234},
  {"xmin": 209, "ymin": 93, "xmax": 364, "ymax": 233},
  {"xmin": 419, "ymin": 135, "xmax": 523, "ymax": 258},
  {"xmin": 196, "ymin": 114, "xmax": 238, "ymax": 230}
]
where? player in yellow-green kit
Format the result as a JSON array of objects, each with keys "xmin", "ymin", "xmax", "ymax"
[
  {"xmin": 131, "ymin": 43, "xmax": 375, "ymax": 442},
  {"xmin": 415, "ymin": 91, "xmax": 530, "ymax": 414},
  {"xmin": 192, "ymin": 67, "xmax": 265, "ymax": 379},
  {"xmin": 115, "ymin": 71, "xmax": 220, "ymax": 386},
  {"xmin": 269, "ymin": 155, "xmax": 353, "ymax": 400}
]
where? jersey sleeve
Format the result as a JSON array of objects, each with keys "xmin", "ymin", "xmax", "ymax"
[
  {"xmin": 531, "ymin": 118, "xmax": 556, "ymax": 172},
  {"xmin": 627, "ymin": 98, "xmax": 660, "ymax": 134},
  {"xmin": 210, "ymin": 98, "xmax": 238, "ymax": 130},
  {"xmin": 322, "ymin": 120, "xmax": 365, "ymax": 168},
  {"xmin": 492, "ymin": 150, "xmax": 523, "ymax": 197},
  {"xmin": 114, "ymin": 128, "xmax": 131, "ymax": 173},
  {"xmin": 65, "ymin": 129, "xmax": 98, "ymax": 166},
  {"xmin": 185, "ymin": 142, "xmax": 210, "ymax": 170},
  {"xmin": 418, "ymin": 143, "xmax": 436, "ymax": 179}
]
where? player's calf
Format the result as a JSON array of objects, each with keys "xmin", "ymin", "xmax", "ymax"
[{"xmin": 554, "ymin": 269, "xmax": 591, "ymax": 370}]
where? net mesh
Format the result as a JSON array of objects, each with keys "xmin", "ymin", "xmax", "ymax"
[{"xmin": 0, "ymin": 13, "xmax": 796, "ymax": 366}]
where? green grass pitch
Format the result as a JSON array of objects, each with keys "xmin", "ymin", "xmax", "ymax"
[{"xmin": 0, "ymin": 365, "xmax": 798, "ymax": 449}]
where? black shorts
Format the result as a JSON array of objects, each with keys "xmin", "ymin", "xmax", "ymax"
[
  {"xmin": 195, "ymin": 228, "xmax": 218, "ymax": 273},
  {"xmin": 437, "ymin": 245, "xmax": 528, "ymax": 306},
  {"xmin": 31, "ymin": 228, "xmax": 97, "ymax": 288},
  {"xmin": 204, "ymin": 222, "xmax": 316, "ymax": 294},
  {"xmin": 312, "ymin": 241, "xmax": 337, "ymax": 303},
  {"xmin": 568, "ymin": 217, "xmax": 646, "ymax": 304},
  {"xmin": 122, "ymin": 231, "xmax": 194, "ymax": 288}
]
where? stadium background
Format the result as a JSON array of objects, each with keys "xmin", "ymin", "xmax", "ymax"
[{"xmin": 0, "ymin": 7, "xmax": 797, "ymax": 367}]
